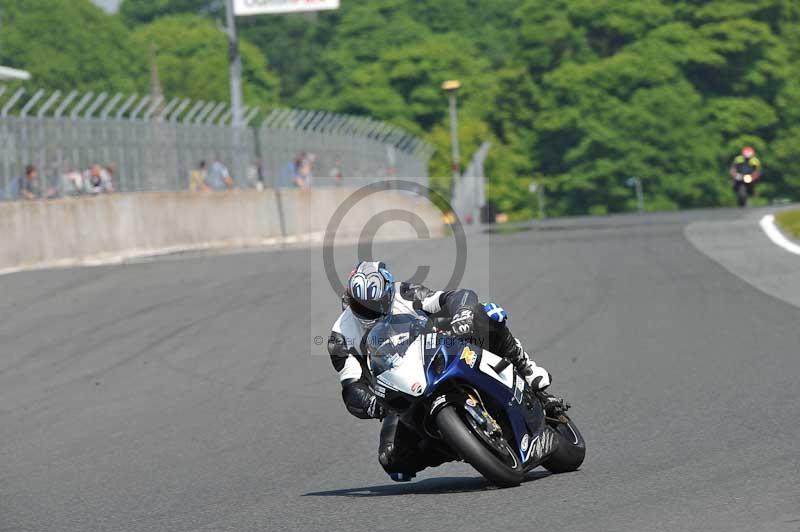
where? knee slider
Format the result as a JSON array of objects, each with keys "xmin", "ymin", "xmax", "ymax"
[{"xmin": 379, "ymin": 443, "xmax": 398, "ymax": 469}]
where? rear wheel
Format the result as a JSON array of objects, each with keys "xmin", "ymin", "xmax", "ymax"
[
  {"xmin": 435, "ymin": 405, "xmax": 524, "ymax": 487},
  {"xmin": 541, "ymin": 415, "xmax": 586, "ymax": 473}
]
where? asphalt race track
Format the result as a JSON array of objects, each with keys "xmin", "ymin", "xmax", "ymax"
[{"xmin": 1, "ymin": 209, "xmax": 799, "ymax": 532}]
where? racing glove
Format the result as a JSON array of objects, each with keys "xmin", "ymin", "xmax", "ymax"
[
  {"xmin": 342, "ymin": 381, "xmax": 385, "ymax": 420},
  {"xmin": 450, "ymin": 306, "xmax": 475, "ymax": 336},
  {"xmin": 522, "ymin": 365, "xmax": 551, "ymax": 390}
]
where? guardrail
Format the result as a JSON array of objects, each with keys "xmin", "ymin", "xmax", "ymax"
[{"xmin": 0, "ymin": 87, "xmax": 434, "ymax": 199}]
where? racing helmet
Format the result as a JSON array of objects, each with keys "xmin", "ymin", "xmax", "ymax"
[
  {"xmin": 345, "ymin": 260, "xmax": 395, "ymax": 326},
  {"xmin": 742, "ymin": 146, "xmax": 756, "ymax": 158}
]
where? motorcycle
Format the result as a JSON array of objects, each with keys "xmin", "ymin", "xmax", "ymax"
[
  {"xmin": 367, "ymin": 312, "xmax": 585, "ymax": 487},
  {"xmin": 732, "ymin": 172, "xmax": 755, "ymax": 208}
]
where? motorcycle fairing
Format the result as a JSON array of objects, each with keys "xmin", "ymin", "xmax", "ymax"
[{"xmin": 425, "ymin": 341, "xmax": 547, "ymax": 466}]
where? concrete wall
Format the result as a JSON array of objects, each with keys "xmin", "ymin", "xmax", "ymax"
[{"xmin": 0, "ymin": 188, "xmax": 445, "ymax": 274}]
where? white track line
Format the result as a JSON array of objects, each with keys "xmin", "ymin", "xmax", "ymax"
[{"xmin": 760, "ymin": 214, "xmax": 800, "ymax": 256}]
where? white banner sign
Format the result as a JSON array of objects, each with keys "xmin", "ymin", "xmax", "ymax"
[{"xmin": 234, "ymin": 0, "xmax": 340, "ymax": 16}]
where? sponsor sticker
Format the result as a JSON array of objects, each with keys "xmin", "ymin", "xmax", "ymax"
[
  {"xmin": 425, "ymin": 333, "xmax": 437, "ymax": 350},
  {"xmin": 525, "ymin": 430, "xmax": 555, "ymax": 462},
  {"xmin": 460, "ymin": 346, "xmax": 477, "ymax": 368},
  {"xmin": 514, "ymin": 375, "xmax": 525, "ymax": 403},
  {"xmin": 411, "ymin": 382, "xmax": 423, "ymax": 394},
  {"xmin": 520, "ymin": 434, "xmax": 530, "ymax": 453}
]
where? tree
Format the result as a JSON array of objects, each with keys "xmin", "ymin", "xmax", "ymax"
[
  {"xmin": 131, "ymin": 14, "xmax": 279, "ymax": 107},
  {"xmin": 0, "ymin": 0, "xmax": 146, "ymax": 93},
  {"xmin": 119, "ymin": 0, "xmax": 222, "ymax": 25}
]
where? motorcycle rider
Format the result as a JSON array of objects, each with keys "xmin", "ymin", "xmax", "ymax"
[
  {"xmin": 729, "ymin": 146, "xmax": 762, "ymax": 205},
  {"xmin": 327, "ymin": 260, "xmax": 564, "ymax": 481}
]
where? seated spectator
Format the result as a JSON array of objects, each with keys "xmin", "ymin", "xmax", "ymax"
[
  {"xmin": 61, "ymin": 165, "xmax": 84, "ymax": 196},
  {"xmin": 207, "ymin": 157, "xmax": 235, "ymax": 191},
  {"xmin": 190, "ymin": 160, "xmax": 210, "ymax": 192},
  {"xmin": 103, "ymin": 165, "xmax": 116, "ymax": 193},
  {"xmin": 84, "ymin": 164, "xmax": 114, "ymax": 195},
  {"xmin": 9, "ymin": 165, "xmax": 42, "ymax": 200}
]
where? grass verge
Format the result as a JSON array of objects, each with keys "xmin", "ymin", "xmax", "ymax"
[{"xmin": 775, "ymin": 209, "xmax": 800, "ymax": 239}]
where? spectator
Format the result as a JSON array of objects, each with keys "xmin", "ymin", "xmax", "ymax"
[
  {"xmin": 189, "ymin": 160, "xmax": 210, "ymax": 192},
  {"xmin": 246, "ymin": 160, "xmax": 265, "ymax": 191},
  {"xmin": 61, "ymin": 165, "xmax": 84, "ymax": 196},
  {"xmin": 329, "ymin": 158, "xmax": 344, "ymax": 186},
  {"xmin": 207, "ymin": 156, "xmax": 235, "ymax": 190},
  {"xmin": 84, "ymin": 164, "xmax": 113, "ymax": 195},
  {"xmin": 9, "ymin": 165, "xmax": 42, "ymax": 200},
  {"xmin": 295, "ymin": 152, "xmax": 315, "ymax": 188},
  {"xmin": 103, "ymin": 165, "xmax": 117, "ymax": 193},
  {"xmin": 277, "ymin": 152, "xmax": 305, "ymax": 188}
]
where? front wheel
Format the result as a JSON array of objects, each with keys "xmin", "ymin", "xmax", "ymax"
[
  {"xmin": 735, "ymin": 183, "xmax": 749, "ymax": 207},
  {"xmin": 541, "ymin": 415, "xmax": 586, "ymax": 473},
  {"xmin": 435, "ymin": 405, "xmax": 524, "ymax": 487}
]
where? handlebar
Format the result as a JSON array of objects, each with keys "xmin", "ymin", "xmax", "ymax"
[{"xmin": 428, "ymin": 316, "xmax": 452, "ymax": 332}]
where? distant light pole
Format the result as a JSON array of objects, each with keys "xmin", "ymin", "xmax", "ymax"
[
  {"xmin": 442, "ymin": 80, "xmax": 462, "ymax": 179},
  {"xmin": 224, "ymin": 0, "xmax": 244, "ymax": 128},
  {"xmin": 529, "ymin": 180, "xmax": 546, "ymax": 219},
  {"xmin": 626, "ymin": 177, "xmax": 644, "ymax": 213}
]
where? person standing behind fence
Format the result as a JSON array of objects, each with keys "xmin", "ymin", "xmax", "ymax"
[
  {"xmin": 295, "ymin": 152, "xmax": 315, "ymax": 188},
  {"xmin": 190, "ymin": 160, "xmax": 210, "ymax": 192},
  {"xmin": 207, "ymin": 157, "xmax": 235, "ymax": 191},
  {"xmin": 84, "ymin": 164, "xmax": 114, "ymax": 195}
]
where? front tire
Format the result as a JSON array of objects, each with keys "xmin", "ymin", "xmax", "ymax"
[
  {"xmin": 435, "ymin": 405, "xmax": 524, "ymax": 487},
  {"xmin": 735, "ymin": 183, "xmax": 748, "ymax": 207},
  {"xmin": 542, "ymin": 415, "xmax": 586, "ymax": 473}
]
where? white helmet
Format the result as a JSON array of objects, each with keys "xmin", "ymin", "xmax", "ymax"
[{"xmin": 345, "ymin": 261, "xmax": 395, "ymax": 326}]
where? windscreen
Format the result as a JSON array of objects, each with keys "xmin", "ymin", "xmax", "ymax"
[{"xmin": 366, "ymin": 314, "xmax": 427, "ymax": 376}]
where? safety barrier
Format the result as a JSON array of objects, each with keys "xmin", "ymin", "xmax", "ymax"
[{"xmin": 0, "ymin": 188, "xmax": 445, "ymax": 274}]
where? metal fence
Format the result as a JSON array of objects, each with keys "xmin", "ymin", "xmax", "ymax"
[
  {"xmin": 0, "ymin": 86, "xmax": 434, "ymax": 200},
  {"xmin": 451, "ymin": 141, "xmax": 489, "ymax": 226}
]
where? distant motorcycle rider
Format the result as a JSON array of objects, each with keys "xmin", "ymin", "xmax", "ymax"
[
  {"xmin": 729, "ymin": 146, "xmax": 762, "ymax": 206},
  {"xmin": 327, "ymin": 260, "xmax": 563, "ymax": 480}
]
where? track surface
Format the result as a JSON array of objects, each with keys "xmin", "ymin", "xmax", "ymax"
[{"xmin": 1, "ymin": 209, "xmax": 799, "ymax": 532}]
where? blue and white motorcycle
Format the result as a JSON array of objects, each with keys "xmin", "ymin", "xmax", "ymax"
[{"xmin": 367, "ymin": 312, "xmax": 585, "ymax": 487}]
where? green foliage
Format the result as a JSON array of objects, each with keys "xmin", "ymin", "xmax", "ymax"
[
  {"xmin": 119, "ymin": 0, "xmax": 221, "ymax": 25},
  {"xmin": 775, "ymin": 209, "xmax": 800, "ymax": 238},
  {"xmin": 131, "ymin": 14, "xmax": 279, "ymax": 107},
  {"xmin": 6, "ymin": 0, "xmax": 800, "ymax": 217},
  {"xmin": 281, "ymin": 0, "xmax": 800, "ymax": 216},
  {"xmin": 0, "ymin": 0, "xmax": 147, "ymax": 93}
]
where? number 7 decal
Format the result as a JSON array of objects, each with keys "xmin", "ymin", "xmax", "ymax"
[{"xmin": 478, "ymin": 350, "xmax": 515, "ymax": 389}]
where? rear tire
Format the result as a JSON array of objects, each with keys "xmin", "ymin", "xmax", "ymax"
[
  {"xmin": 542, "ymin": 415, "xmax": 586, "ymax": 473},
  {"xmin": 435, "ymin": 405, "xmax": 524, "ymax": 487}
]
